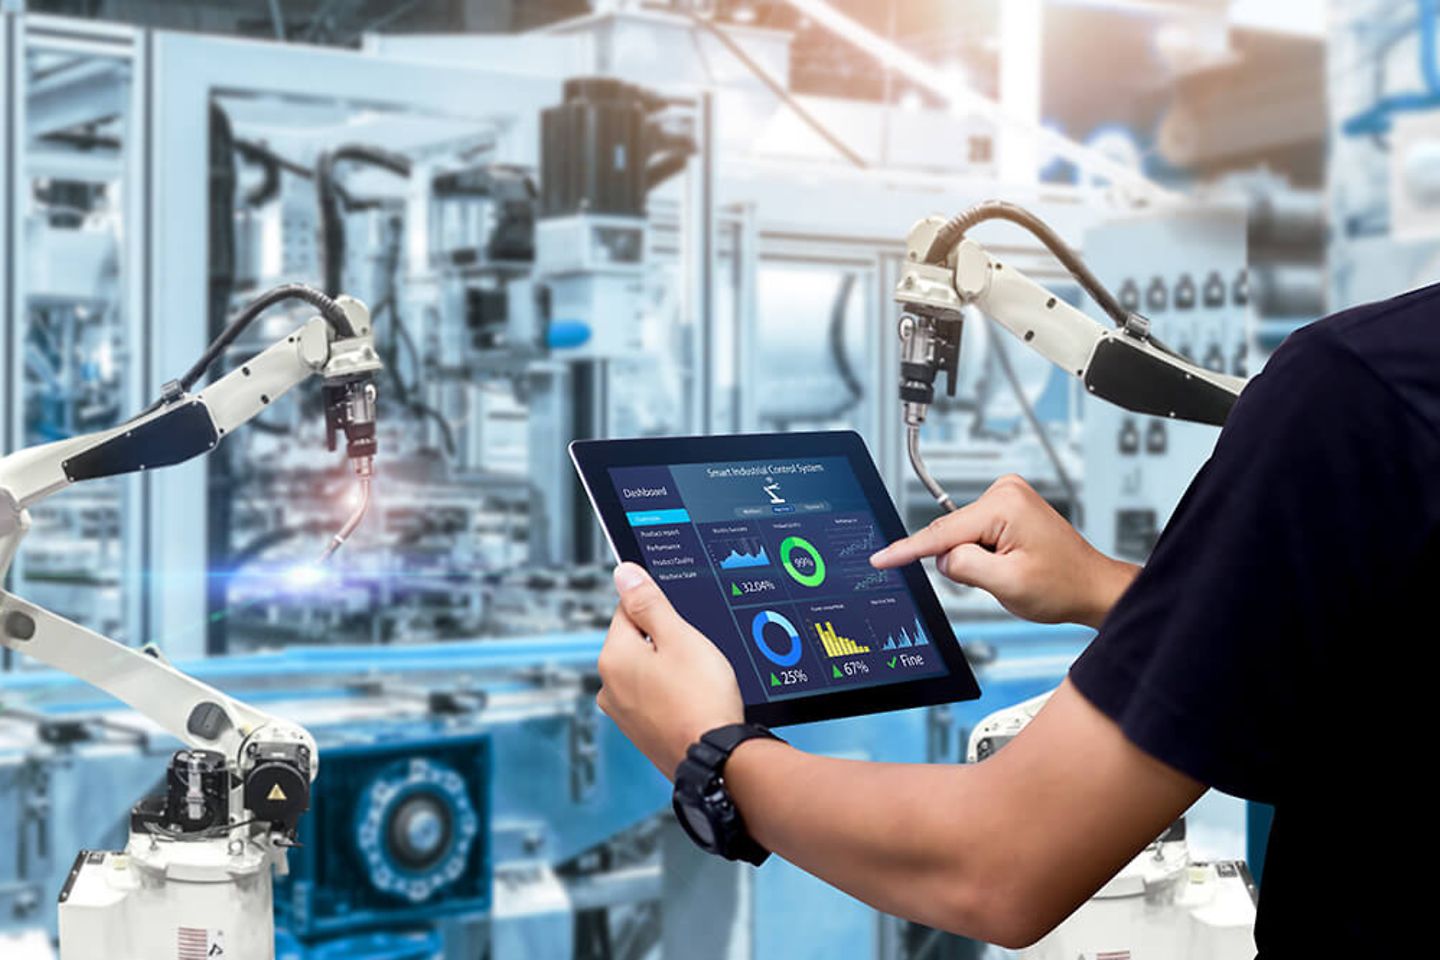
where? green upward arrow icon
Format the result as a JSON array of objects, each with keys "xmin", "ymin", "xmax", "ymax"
[
  {"xmin": 731, "ymin": 583, "xmax": 742, "ymax": 597},
  {"xmin": 770, "ymin": 672, "xmax": 781, "ymax": 687},
  {"xmin": 831, "ymin": 664, "xmax": 842, "ymax": 679}
]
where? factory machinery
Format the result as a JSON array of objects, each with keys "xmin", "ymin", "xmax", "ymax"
[
  {"xmin": 1328, "ymin": 1, "xmax": 1440, "ymax": 307},
  {"xmin": 0, "ymin": 3, "xmax": 1323, "ymax": 957},
  {"xmin": 1, "ymin": 285, "xmax": 382, "ymax": 958}
]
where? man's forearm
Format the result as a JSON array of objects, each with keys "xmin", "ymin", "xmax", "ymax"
[
  {"xmin": 714, "ymin": 681, "xmax": 1201, "ymax": 950},
  {"xmin": 1081, "ymin": 558, "xmax": 1141, "ymax": 629},
  {"xmin": 723, "ymin": 739, "xmax": 1009, "ymax": 941}
]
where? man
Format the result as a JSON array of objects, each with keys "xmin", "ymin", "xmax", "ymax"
[{"xmin": 596, "ymin": 289, "xmax": 1434, "ymax": 953}]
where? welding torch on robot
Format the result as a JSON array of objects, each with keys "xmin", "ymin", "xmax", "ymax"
[
  {"xmin": 0, "ymin": 284, "xmax": 380, "ymax": 960},
  {"xmin": 319, "ymin": 331, "xmax": 379, "ymax": 562},
  {"xmin": 893, "ymin": 201, "xmax": 1248, "ymax": 512}
]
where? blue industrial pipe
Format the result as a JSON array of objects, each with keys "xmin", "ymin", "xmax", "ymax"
[
  {"xmin": 1343, "ymin": 0, "xmax": 1440, "ymax": 135},
  {"xmin": 1422, "ymin": 0, "xmax": 1440, "ymax": 94}
]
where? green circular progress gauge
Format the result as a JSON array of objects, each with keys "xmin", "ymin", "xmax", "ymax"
[{"xmin": 779, "ymin": 536, "xmax": 826, "ymax": 588}]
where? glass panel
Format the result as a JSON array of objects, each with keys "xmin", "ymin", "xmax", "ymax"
[
  {"xmin": 750, "ymin": 264, "xmax": 874, "ymax": 436},
  {"xmin": 14, "ymin": 45, "xmax": 137, "ymax": 643},
  {"xmin": 209, "ymin": 91, "xmax": 560, "ymax": 651}
]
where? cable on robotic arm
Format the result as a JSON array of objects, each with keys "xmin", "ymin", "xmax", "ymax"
[
  {"xmin": 924, "ymin": 201, "xmax": 1129, "ymax": 327},
  {"xmin": 922, "ymin": 200, "xmax": 1188, "ymax": 362},
  {"xmin": 175, "ymin": 283, "xmax": 356, "ymax": 394},
  {"xmin": 904, "ymin": 202, "xmax": 1120, "ymax": 519}
]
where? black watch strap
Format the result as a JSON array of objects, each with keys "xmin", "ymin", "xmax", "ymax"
[
  {"xmin": 673, "ymin": 723, "xmax": 784, "ymax": 866},
  {"xmin": 702, "ymin": 722, "xmax": 782, "ymax": 757}
]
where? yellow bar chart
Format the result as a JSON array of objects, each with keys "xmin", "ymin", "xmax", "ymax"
[{"xmin": 813, "ymin": 621, "xmax": 870, "ymax": 658}]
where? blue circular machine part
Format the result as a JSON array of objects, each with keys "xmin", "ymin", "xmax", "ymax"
[
  {"xmin": 750, "ymin": 610, "xmax": 803, "ymax": 667},
  {"xmin": 389, "ymin": 795, "xmax": 452, "ymax": 869},
  {"xmin": 353, "ymin": 758, "xmax": 480, "ymax": 904}
]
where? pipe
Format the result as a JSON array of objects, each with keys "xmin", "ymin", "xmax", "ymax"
[
  {"xmin": 319, "ymin": 475, "xmax": 370, "ymax": 563},
  {"xmin": 1342, "ymin": 1, "xmax": 1440, "ymax": 136},
  {"xmin": 1422, "ymin": 0, "xmax": 1440, "ymax": 95},
  {"xmin": 780, "ymin": 0, "xmax": 1181, "ymax": 204},
  {"xmin": 907, "ymin": 422, "xmax": 957, "ymax": 514},
  {"xmin": 988, "ymin": 329, "xmax": 1080, "ymax": 521},
  {"xmin": 688, "ymin": 12, "xmax": 867, "ymax": 170}
]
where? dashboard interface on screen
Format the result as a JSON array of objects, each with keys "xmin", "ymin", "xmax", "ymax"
[{"xmin": 609, "ymin": 456, "xmax": 951, "ymax": 704}]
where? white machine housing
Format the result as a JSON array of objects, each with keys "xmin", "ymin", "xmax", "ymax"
[
  {"xmin": 534, "ymin": 213, "xmax": 648, "ymax": 360},
  {"xmin": 59, "ymin": 841, "xmax": 274, "ymax": 960}
]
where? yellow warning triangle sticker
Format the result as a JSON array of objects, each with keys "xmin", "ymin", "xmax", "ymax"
[{"xmin": 267, "ymin": 784, "xmax": 288, "ymax": 802}]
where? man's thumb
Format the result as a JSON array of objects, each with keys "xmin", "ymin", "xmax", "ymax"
[{"xmin": 614, "ymin": 563, "xmax": 685, "ymax": 641}]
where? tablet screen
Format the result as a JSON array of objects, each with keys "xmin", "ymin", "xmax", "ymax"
[{"xmin": 609, "ymin": 456, "xmax": 951, "ymax": 704}]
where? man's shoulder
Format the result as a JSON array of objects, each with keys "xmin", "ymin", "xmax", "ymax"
[
  {"xmin": 1301, "ymin": 282, "xmax": 1440, "ymax": 365},
  {"xmin": 1270, "ymin": 284, "xmax": 1440, "ymax": 434}
]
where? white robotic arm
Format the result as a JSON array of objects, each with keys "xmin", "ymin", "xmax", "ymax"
[
  {"xmin": 893, "ymin": 202, "xmax": 1246, "ymax": 510},
  {"xmin": 1, "ymin": 306, "xmax": 373, "ymax": 758},
  {"xmin": 0, "ymin": 286, "xmax": 381, "ymax": 960}
]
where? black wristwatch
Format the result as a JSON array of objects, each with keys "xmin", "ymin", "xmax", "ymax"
[{"xmin": 672, "ymin": 723, "xmax": 783, "ymax": 866}]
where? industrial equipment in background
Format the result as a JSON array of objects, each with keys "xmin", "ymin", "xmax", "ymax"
[
  {"xmin": 1078, "ymin": 207, "xmax": 1251, "ymax": 561},
  {"xmin": 205, "ymin": 73, "xmax": 700, "ymax": 654},
  {"xmin": 0, "ymin": 1, "xmax": 1332, "ymax": 957},
  {"xmin": 0, "ymin": 286, "xmax": 380, "ymax": 959},
  {"xmin": 528, "ymin": 76, "xmax": 697, "ymax": 566},
  {"xmin": 1330, "ymin": 0, "xmax": 1440, "ymax": 310}
]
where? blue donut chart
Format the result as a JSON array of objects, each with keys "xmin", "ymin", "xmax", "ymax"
[{"xmin": 750, "ymin": 610, "xmax": 803, "ymax": 667}]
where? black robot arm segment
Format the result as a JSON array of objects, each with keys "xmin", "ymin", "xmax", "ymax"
[{"xmin": 1084, "ymin": 335, "xmax": 1239, "ymax": 426}]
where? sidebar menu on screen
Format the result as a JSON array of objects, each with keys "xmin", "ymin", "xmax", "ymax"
[{"xmin": 610, "ymin": 465, "xmax": 770, "ymax": 703}]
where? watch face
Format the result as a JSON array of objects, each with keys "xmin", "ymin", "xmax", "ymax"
[
  {"xmin": 676, "ymin": 794, "xmax": 717, "ymax": 846},
  {"xmin": 679, "ymin": 799, "xmax": 717, "ymax": 848}
]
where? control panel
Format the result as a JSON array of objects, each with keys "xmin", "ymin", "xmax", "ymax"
[{"xmin": 1080, "ymin": 209, "xmax": 1250, "ymax": 561}]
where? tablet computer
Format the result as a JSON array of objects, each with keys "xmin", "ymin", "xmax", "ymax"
[{"xmin": 571, "ymin": 431, "xmax": 981, "ymax": 727}]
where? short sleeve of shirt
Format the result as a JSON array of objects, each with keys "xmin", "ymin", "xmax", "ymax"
[{"xmin": 1069, "ymin": 323, "xmax": 1440, "ymax": 801}]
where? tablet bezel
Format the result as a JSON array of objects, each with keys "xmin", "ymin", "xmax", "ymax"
[{"xmin": 571, "ymin": 430, "xmax": 982, "ymax": 727}]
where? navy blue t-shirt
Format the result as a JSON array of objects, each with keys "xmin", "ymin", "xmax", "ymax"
[{"xmin": 1070, "ymin": 284, "xmax": 1440, "ymax": 956}]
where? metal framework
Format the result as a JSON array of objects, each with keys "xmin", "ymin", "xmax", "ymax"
[{"xmin": 2, "ymin": 14, "xmax": 150, "ymax": 655}]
